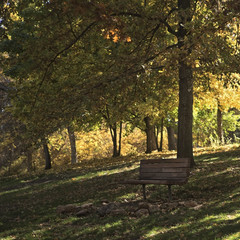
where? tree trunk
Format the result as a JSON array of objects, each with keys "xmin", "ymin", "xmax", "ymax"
[
  {"xmin": 177, "ymin": 0, "xmax": 195, "ymax": 167},
  {"xmin": 158, "ymin": 117, "xmax": 164, "ymax": 152},
  {"xmin": 167, "ymin": 126, "xmax": 177, "ymax": 150},
  {"xmin": 217, "ymin": 104, "xmax": 224, "ymax": 145},
  {"xmin": 111, "ymin": 124, "xmax": 118, "ymax": 157},
  {"xmin": 144, "ymin": 116, "xmax": 157, "ymax": 154},
  {"xmin": 109, "ymin": 122, "xmax": 122, "ymax": 157},
  {"xmin": 118, "ymin": 121, "xmax": 122, "ymax": 156},
  {"xmin": 155, "ymin": 126, "xmax": 159, "ymax": 150},
  {"xmin": 43, "ymin": 142, "xmax": 51, "ymax": 170},
  {"xmin": 26, "ymin": 149, "xmax": 33, "ymax": 172},
  {"xmin": 67, "ymin": 126, "xmax": 78, "ymax": 164},
  {"xmin": 177, "ymin": 61, "xmax": 194, "ymax": 166}
]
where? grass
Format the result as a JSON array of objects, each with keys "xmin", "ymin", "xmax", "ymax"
[{"xmin": 0, "ymin": 146, "xmax": 240, "ymax": 240}]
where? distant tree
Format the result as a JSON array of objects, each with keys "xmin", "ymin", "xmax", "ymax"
[
  {"xmin": 0, "ymin": 74, "xmax": 32, "ymax": 172},
  {"xmin": 167, "ymin": 126, "xmax": 177, "ymax": 151},
  {"xmin": 101, "ymin": 102, "xmax": 124, "ymax": 158},
  {"xmin": 157, "ymin": 117, "xmax": 164, "ymax": 152},
  {"xmin": 144, "ymin": 116, "xmax": 157, "ymax": 153},
  {"xmin": 43, "ymin": 141, "xmax": 52, "ymax": 170},
  {"xmin": 67, "ymin": 125, "xmax": 78, "ymax": 164}
]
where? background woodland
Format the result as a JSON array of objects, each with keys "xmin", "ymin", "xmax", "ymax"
[{"xmin": 0, "ymin": 0, "xmax": 240, "ymax": 175}]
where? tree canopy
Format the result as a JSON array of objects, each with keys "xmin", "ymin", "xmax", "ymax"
[{"xmin": 0, "ymin": 0, "xmax": 240, "ymax": 169}]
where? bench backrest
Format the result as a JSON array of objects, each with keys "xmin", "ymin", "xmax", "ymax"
[{"xmin": 139, "ymin": 158, "xmax": 191, "ymax": 181}]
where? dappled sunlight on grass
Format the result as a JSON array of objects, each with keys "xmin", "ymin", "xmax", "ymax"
[
  {"xmin": 0, "ymin": 145, "xmax": 240, "ymax": 240},
  {"xmin": 0, "ymin": 185, "xmax": 30, "ymax": 197},
  {"xmin": 0, "ymin": 237, "xmax": 17, "ymax": 240},
  {"xmin": 200, "ymin": 212, "xmax": 240, "ymax": 224},
  {"xmin": 202, "ymin": 157, "xmax": 220, "ymax": 162},
  {"xmin": 143, "ymin": 223, "xmax": 190, "ymax": 239},
  {"xmin": 116, "ymin": 192, "xmax": 139, "ymax": 201},
  {"xmin": 223, "ymin": 232, "xmax": 240, "ymax": 240},
  {"xmin": 69, "ymin": 163, "xmax": 139, "ymax": 183},
  {"xmin": 193, "ymin": 144, "xmax": 240, "ymax": 156}
]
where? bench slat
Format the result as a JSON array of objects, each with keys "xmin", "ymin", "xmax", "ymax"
[
  {"xmin": 140, "ymin": 172, "xmax": 188, "ymax": 179},
  {"xmin": 122, "ymin": 179, "xmax": 188, "ymax": 185},
  {"xmin": 140, "ymin": 162, "xmax": 189, "ymax": 168},
  {"xmin": 140, "ymin": 158, "xmax": 190, "ymax": 164},
  {"xmin": 140, "ymin": 167, "xmax": 189, "ymax": 173}
]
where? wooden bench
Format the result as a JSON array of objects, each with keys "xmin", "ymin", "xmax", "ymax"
[{"xmin": 122, "ymin": 158, "xmax": 191, "ymax": 201}]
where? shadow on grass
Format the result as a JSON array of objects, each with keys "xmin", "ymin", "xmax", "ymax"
[{"xmin": 0, "ymin": 148, "xmax": 239, "ymax": 239}]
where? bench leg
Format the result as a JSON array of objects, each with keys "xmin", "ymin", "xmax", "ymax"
[
  {"xmin": 142, "ymin": 184, "xmax": 146, "ymax": 200},
  {"xmin": 168, "ymin": 185, "xmax": 172, "ymax": 201}
]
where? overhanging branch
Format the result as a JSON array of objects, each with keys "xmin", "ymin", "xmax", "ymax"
[
  {"xmin": 31, "ymin": 21, "xmax": 97, "ymax": 112},
  {"xmin": 160, "ymin": 19, "xmax": 178, "ymax": 36}
]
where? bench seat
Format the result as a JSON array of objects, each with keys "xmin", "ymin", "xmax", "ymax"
[
  {"xmin": 122, "ymin": 158, "xmax": 191, "ymax": 201},
  {"xmin": 122, "ymin": 179, "xmax": 188, "ymax": 185}
]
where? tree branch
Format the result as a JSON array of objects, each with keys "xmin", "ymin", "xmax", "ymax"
[
  {"xmin": 144, "ymin": 43, "xmax": 178, "ymax": 63},
  {"xmin": 129, "ymin": 24, "xmax": 161, "ymax": 55},
  {"xmin": 111, "ymin": 10, "xmax": 178, "ymax": 36},
  {"xmin": 165, "ymin": 8, "xmax": 178, "ymax": 20},
  {"xmin": 159, "ymin": 19, "xmax": 178, "ymax": 36},
  {"xmin": 111, "ymin": 12, "xmax": 143, "ymax": 18},
  {"xmin": 31, "ymin": 21, "xmax": 97, "ymax": 112},
  {"xmin": 66, "ymin": 13, "xmax": 78, "ymax": 39},
  {"xmin": 146, "ymin": 23, "xmax": 160, "ymax": 52}
]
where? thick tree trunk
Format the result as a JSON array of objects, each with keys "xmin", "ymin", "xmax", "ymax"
[
  {"xmin": 144, "ymin": 116, "xmax": 157, "ymax": 154},
  {"xmin": 217, "ymin": 105, "xmax": 224, "ymax": 145},
  {"xmin": 177, "ymin": 0, "xmax": 195, "ymax": 167},
  {"xmin": 43, "ymin": 143, "xmax": 51, "ymax": 170},
  {"xmin": 67, "ymin": 126, "xmax": 78, "ymax": 164},
  {"xmin": 167, "ymin": 126, "xmax": 177, "ymax": 150},
  {"xmin": 177, "ymin": 62, "xmax": 194, "ymax": 166}
]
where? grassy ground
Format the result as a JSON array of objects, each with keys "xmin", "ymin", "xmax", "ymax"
[{"xmin": 0, "ymin": 146, "xmax": 240, "ymax": 240}]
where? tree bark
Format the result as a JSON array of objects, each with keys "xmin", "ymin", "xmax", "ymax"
[
  {"xmin": 217, "ymin": 104, "xmax": 224, "ymax": 145},
  {"xmin": 177, "ymin": 0, "xmax": 195, "ymax": 167},
  {"xmin": 67, "ymin": 126, "xmax": 78, "ymax": 164},
  {"xmin": 118, "ymin": 121, "xmax": 122, "ymax": 156},
  {"xmin": 43, "ymin": 142, "xmax": 51, "ymax": 170},
  {"xmin": 144, "ymin": 116, "xmax": 157, "ymax": 154},
  {"xmin": 155, "ymin": 126, "xmax": 159, "ymax": 150},
  {"xmin": 167, "ymin": 126, "xmax": 177, "ymax": 150},
  {"xmin": 158, "ymin": 117, "xmax": 164, "ymax": 152},
  {"xmin": 109, "ymin": 122, "xmax": 122, "ymax": 157},
  {"xmin": 177, "ymin": 62, "xmax": 194, "ymax": 166}
]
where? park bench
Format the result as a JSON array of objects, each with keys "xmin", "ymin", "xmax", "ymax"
[{"xmin": 122, "ymin": 158, "xmax": 191, "ymax": 201}]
